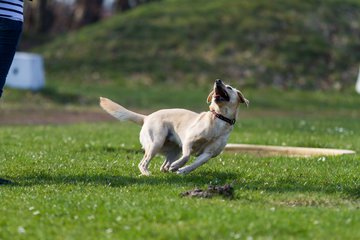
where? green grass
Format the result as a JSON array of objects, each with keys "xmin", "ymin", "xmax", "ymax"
[
  {"xmin": 1, "ymin": 1, "xmax": 360, "ymax": 238},
  {"xmin": 3, "ymin": 84, "xmax": 360, "ymax": 114},
  {"xmin": 1, "ymin": 113, "xmax": 359, "ymax": 239}
]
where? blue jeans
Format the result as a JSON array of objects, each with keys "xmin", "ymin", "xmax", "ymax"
[{"xmin": 0, "ymin": 17, "xmax": 23, "ymax": 98}]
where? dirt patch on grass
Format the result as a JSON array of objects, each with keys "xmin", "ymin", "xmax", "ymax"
[
  {"xmin": 0, "ymin": 108, "xmax": 116, "ymax": 125},
  {"xmin": 0, "ymin": 107, "xmax": 358, "ymax": 125},
  {"xmin": 181, "ymin": 184, "xmax": 234, "ymax": 199}
]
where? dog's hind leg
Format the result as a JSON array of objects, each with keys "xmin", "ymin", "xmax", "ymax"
[
  {"xmin": 160, "ymin": 146, "xmax": 181, "ymax": 172},
  {"xmin": 169, "ymin": 144, "xmax": 192, "ymax": 172},
  {"xmin": 138, "ymin": 148, "xmax": 158, "ymax": 176},
  {"xmin": 139, "ymin": 137, "xmax": 165, "ymax": 175},
  {"xmin": 139, "ymin": 126, "xmax": 166, "ymax": 176}
]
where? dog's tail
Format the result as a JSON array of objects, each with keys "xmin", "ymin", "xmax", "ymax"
[{"xmin": 99, "ymin": 97, "xmax": 146, "ymax": 125}]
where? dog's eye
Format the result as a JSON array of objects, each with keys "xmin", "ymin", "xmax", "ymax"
[{"xmin": 226, "ymin": 86, "xmax": 232, "ymax": 90}]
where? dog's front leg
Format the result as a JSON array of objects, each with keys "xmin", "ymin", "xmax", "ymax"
[{"xmin": 176, "ymin": 152, "xmax": 212, "ymax": 175}]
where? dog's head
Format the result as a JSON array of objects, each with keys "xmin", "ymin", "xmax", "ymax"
[{"xmin": 207, "ymin": 79, "xmax": 249, "ymax": 109}]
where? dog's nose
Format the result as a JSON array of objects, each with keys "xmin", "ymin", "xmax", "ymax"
[{"xmin": 215, "ymin": 79, "xmax": 223, "ymax": 85}]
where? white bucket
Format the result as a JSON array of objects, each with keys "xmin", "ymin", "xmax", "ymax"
[
  {"xmin": 5, "ymin": 52, "xmax": 45, "ymax": 90},
  {"xmin": 356, "ymin": 66, "xmax": 360, "ymax": 94}
]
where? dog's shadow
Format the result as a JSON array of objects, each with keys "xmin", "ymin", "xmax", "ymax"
[
  {"xmin": 9, "ymin": 171, "xmax": 237, "ymax": 188},
  {"xmin": 7, "ymin": 171, "xmax": 360, "ymax": 199}
]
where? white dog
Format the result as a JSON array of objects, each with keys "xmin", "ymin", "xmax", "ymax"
[{"xmin": 100, "ymin": 79, "xmax": 249, "ymax": 175}]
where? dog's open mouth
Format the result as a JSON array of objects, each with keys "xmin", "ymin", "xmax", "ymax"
[{"xmin": 214, "ymin": 85, "xmax": 230, "ymax": 102}]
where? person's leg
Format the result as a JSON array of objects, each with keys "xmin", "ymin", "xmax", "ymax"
[
  {"xmin": 0, "ymin": 178, "xmax": 12, "ymax": 185},
  {"xmin": 0, "ymin": 18, "xmax": 23, "ymax": 98},
  {"xmin": 0, "ymin": 18, "xmax": 23, "ymax": 184}
]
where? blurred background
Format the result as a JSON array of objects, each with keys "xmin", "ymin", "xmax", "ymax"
[{"xmin": 1, "ymin": 0, "xmax": 360, "ymax": 123}]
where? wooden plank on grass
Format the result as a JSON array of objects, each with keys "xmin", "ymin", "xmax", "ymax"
[{"xmin": 224, "ymin": 144, "xmax": 356, "ymax": 157}]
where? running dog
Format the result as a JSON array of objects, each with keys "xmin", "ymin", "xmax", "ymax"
[{"xmin": 100, "ymin": 79, "xmax": 249, "ymax": 175}]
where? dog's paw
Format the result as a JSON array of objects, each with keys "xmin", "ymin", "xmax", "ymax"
[
  {"xmin": 139, "ymin": 173, "xmax": 151, "ymax": 177},
  {"xmin": 169, "ymin": 164, "xmax": 179, "ymax": 172},
  {"xmin": 176, "ymin": 167, "xmax": 190, "ymax": 175},
  {"xmin": 139, "ymin": 170, "xmax": 151, "ymax": 176},
  {"xmin": 160, "ymin": 165, "xmax": 170, "ymax": 172}
]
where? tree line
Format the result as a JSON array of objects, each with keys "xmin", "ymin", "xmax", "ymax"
[{"xmin": 24, "ymin": 0, "xmax": 158, "ymax": 34}]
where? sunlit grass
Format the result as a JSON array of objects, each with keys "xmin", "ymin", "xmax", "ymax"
[{"xmin": 1, "ymin": 116, "xmax": 359, "ymax": 239}]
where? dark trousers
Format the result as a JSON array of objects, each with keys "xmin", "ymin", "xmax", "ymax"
[{"xmin": 0, "ymin": 17, "xmax": 23, "ymax": 98}]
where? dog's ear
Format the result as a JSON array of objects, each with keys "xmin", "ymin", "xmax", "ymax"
[
  {"xmin": 237, "ymin": 90, "xmax": 249, "ymax": 107},
  {"xmin": 207, "ymin": 90, "xmax": 214, "ymax": 103}
]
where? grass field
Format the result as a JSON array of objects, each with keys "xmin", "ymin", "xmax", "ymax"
[
  {"xmin": 2, "ymin": 0, "xmax": 359, "ymax": 238},
  {"xmin": 1, "ymin": 100, "xmax": 359, "ymax": 239}
]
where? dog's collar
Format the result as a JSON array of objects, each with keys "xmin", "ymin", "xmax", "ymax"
[{"xmin": 210, "ymin": 110, "xmax": 236, "ymax": 125}]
